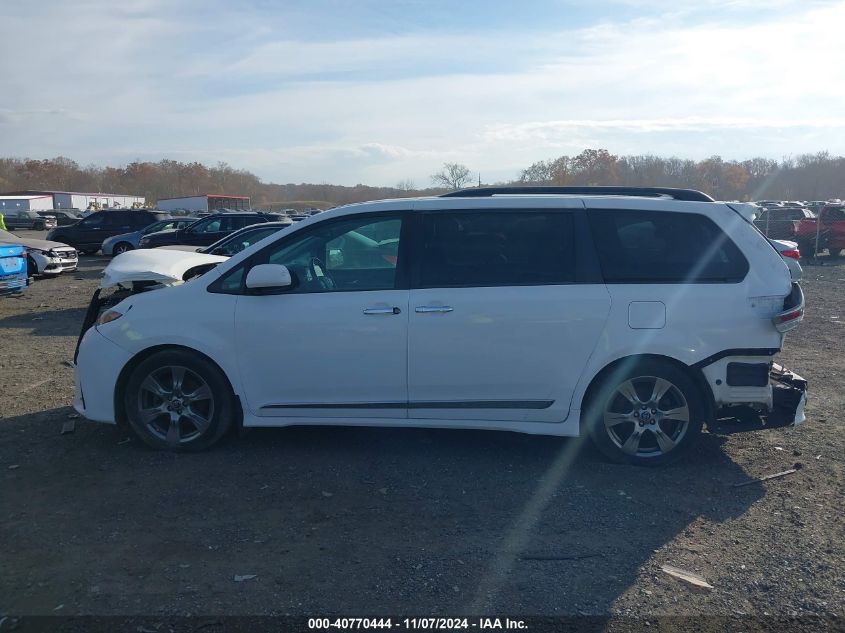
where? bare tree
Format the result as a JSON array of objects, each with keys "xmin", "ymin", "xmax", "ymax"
[
  {"xmin": 395, "ymin": 178, "xmax": 416, "ymax": 191},
  {"xmin": 431, "ymin": 162, "xmax": 472, "ymax": 190}
]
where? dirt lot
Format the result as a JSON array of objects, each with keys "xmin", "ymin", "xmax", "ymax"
[{"xmin": 1, "ymin": 232, "xmax": 843, "ymax": 624}]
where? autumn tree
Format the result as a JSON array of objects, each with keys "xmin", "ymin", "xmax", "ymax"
[
  {"xmin": 520, "ymin": 156, "xmax": 571, "ymax": 184},
  {"xmin": 571, "ymin": 149, "xmax": 619, "ymax": 185}
]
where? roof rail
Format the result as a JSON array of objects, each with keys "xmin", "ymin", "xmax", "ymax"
[{"xmin": 440, "ymin": 186, "xmax": 714, "ymax": 202}]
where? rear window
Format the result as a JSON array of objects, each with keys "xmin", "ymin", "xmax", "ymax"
[{"xmin": 587, "ymin": 210, "xmax": 749, "ymax": 283}]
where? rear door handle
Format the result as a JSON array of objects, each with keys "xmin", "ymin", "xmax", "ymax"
[
  {"xmin": 363, "ymin": 307, "xmax": 401, "ymax": 315},
  {"xmin": 415, "ymin": 306, "xmax": 454, "ymax": 313}
]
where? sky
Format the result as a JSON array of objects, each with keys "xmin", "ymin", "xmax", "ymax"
[{"xmin": 1, "ymin": 0, "xmax": 845, "ymax": 187}]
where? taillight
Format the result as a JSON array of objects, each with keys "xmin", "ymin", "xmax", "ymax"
[
  {"xmin": 773, "ymin": 283, "xmax": 804, "ymax": 333},
  {"xmin": 781, "ymin": 249, "xmax": 800, "ymax": 260},
  {"xmin": 773, "ymin": 309, "xmax": 803, "ymax": 332}
]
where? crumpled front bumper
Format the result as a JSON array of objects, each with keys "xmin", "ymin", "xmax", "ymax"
[{"xmin": 769, "ymin": 363, "xmax": 807, "ymax": 427}]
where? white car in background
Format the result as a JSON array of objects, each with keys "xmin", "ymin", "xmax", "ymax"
[
  {"xmin": 73, "ymin": 187, "xmax": 807, "ymax": 466},
  {"xmin": 0, "ymin": 229, "xmax": 78, "ymax": 276}
]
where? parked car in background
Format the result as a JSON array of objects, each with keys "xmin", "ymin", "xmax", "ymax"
[
  {"xmin": 74, "ymin": 186, "xmax": 806, "ymax": 466},
  {"xmin": 0, "ymin": 243, "xmax": 28, "ymax": 296},
  {"xmin": 138, "ymin": 212, "xmax": 286, "ymax": 249},
  {"xmin": 771, "ymin": 239, "xmax": 802, "ymax": 280},
  {"xmin": 39, "ymin": 210, "xmax": 82, "ymax": 226},
  {"xmin": 0, "ymin": 229, "xmax": 77, "ymax": 276},
  {"xmin": 101, "ymin": 217, "xmax": 199, "ymax": 256},
  {"xmin": 794, "ymin": 204, "xmax": 845, "ymax": 257},
  {"xmin": 4, "ymin": 210, "xmax": 57, "ymax": 231},
  {"xmin": 753, "ymin": 206, "xmax": 814, "ymax": 240},
  {"xmin": 161, "ymin": 221, "xmax": 292, "ymax": 256},
  {"xmin": 46, "ymin": 209, "xmax": 170, "ymax": 254}
]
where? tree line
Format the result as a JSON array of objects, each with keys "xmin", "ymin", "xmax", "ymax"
[
  {"xmin": 515, "ymin": 149, "xmax": 845, "ymax": 201},
  {"xmin": 1, "ymin": 150, "xmax": 843, "ymax": 207}
]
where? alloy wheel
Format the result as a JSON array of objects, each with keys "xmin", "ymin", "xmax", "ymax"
[
  {"xmin": 603, "ymin": 375, "xmax": 690, "ymax": 458},
  {"xmin": 134, "ymin": 365, "xmax": 214, "ymax": 446}
]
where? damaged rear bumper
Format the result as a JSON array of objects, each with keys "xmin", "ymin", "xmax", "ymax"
[
  {"xmin": 710, "ymin": 362, "xmax": 808, "ymax": 434},
  {"xmin": 769, "ymin": 363, "xmax": 807, "ymax": 428}
]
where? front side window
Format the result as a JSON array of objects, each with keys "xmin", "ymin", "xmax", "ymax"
[
  {"xmin": 823, "ymin": 207, "xmax": 845, "ymax": 222},
  {"xmin": 215, "ymin": 214, "xmax": 403, "ymax": 293},
  {"xmin": 587, "ymin": 210, "xmax": 749, "ymax": 283},
  {"xmin": 419, "ymin": 211, "xmax": 575, "ymax": 288},
  {"xmin": 191, "ymin": 218, "xmax": 222, "ymax": 233},
  {"xmin": 80, "ymin": 213, "xmax": 107, "ymax": 227},
  {"xmin": 213, "ymin": 226, "xmax": 281, "ymax": 256},
  {"xmin": 143, "ymin": 220, "xmax": 171, "ymax": 234}
]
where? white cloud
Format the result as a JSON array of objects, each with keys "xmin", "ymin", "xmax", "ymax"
[
  {"xmin": 1, "ymin": 0, "xmax": 844, "ymax": 185},
  {"xmin": 486, "ymin": 117, "xmax": 845, "ymax": 141}
]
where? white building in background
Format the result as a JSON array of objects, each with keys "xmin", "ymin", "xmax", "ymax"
[
  {"xmin": 157, "ymin": 194, "xmax": 251, "ymax": 213},
  {"xmin": 0, "ymin": 195, "xmax": 54, "ymax": 213},
  {"xmin": 0, "ymin": 190, "xmax": 146, "ymax": 210}
]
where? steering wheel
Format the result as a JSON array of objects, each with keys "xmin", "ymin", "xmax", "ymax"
[{"xmin": 308, "ymin": 257, "xmax": 335, "ymax": 290}]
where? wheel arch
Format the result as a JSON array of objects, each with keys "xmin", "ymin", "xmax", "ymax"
[
  {"xmin": 579, "ymin": 353, "xmax": 715, "ymax": 427},
  {"xmin": 114, "ymin": 344, "xmax": 243, "ymax": 429},
  {"xmin": 26, "ymin": 254, "xmax": 39, "ymax": 276}
]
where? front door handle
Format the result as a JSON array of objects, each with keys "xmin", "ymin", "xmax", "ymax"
[
  {"xmin": 363, "ymin": 307, "xmax": 401, "ymax": 315},
  {"xmin": 415, "ymin": 305, "xmax": 454, "ymax": 313}
]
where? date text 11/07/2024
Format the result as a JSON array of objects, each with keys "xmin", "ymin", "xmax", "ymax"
[{"xmin": 307, "ymin": 618, "xmax": 528, "ymax": 630}]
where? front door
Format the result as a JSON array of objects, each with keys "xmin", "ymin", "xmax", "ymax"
[
  {"xmin": 407, "ymin": 206, "xmax": 610, "ymax": 423},
  {"xmin": 232, "ymin": 212, "xmax": 410, "ymax": 419},
  {"xmin": 179, "ymin": 216, "xmax": 238, "ymax": 246},
  {"xmin": 821, "ymin": 207, "xmax": 845, "ymax": 250},
  {"xmin": 73, "ymin": 213, "xmax": 114, "ymax": 249}
]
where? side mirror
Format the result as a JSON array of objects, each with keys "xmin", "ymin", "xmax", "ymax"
[{"xmin": 245, "ymin": 264, "xmax": 293, "ymax": 291}]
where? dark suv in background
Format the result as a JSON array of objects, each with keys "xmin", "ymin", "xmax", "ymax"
[
  {"xmin": 47, "ymin": 209, "xmax": 169, "ymax": 254},
  {"xmin": 138, "ymin": 212, "xmax": 287, "ymax": 249},
  {"xmin": 39, "ymin": 210, "xmax": 82, "ymax": 226}
]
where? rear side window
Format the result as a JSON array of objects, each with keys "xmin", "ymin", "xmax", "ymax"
[
  {"xmin": 587, "ymin": 210, "xmax": 749, "ymax": 283},
  {"xmin": 129, "ymin": 213, "xmax": 152, "ymax": 226},
  {"xmin": 419, "ymin": 211, "xmax": 575, "ymax": 288}
]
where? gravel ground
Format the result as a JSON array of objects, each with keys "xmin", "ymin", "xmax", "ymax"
[{"xmin": 1, "ymin": 233, "xmax": 843, "ymax": 624}]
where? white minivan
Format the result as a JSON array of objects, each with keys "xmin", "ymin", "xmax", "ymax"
[{"xmin": 73, "ymin": 187, "xmax": 807, "ymax": 465}]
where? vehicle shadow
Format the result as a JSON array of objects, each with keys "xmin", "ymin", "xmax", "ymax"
[
  {"xmin": 0, "ymin": 307, "xmax": 86, "ymax": 337},
  {"xmin": 69, "ymin": 256, "xmax": 108, "ymax": 280},
  {"xmin": 0, "ymin": 407, "xmax": 766, "ymax": 617}
]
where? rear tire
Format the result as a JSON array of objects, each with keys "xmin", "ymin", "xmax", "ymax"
[
  {"xmin": 124, "ymin": 350, "xmax": 235, "ymax": 452},
  {"xmin": 796, "ymin": 240, "xmax": 816, "ymax": 258},
  {"xmin": 586, "ymin": 359, "xmax": 704, "ymax": 466}
]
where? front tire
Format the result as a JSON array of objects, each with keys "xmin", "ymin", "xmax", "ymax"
[
  {"xmin": 586, "ymin": 359, "xmax": 704, "ymax": 466},
  {"xmin": 124, "ymin": 350, "xmax": 235, "ymax": 451},
  {"xmin": 26, "ymin": 255, "xmax": 39, "ymax": 277},
  {"xmin": 113, "ymin": 242, "xmax": 133, "ymax": 255}
]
